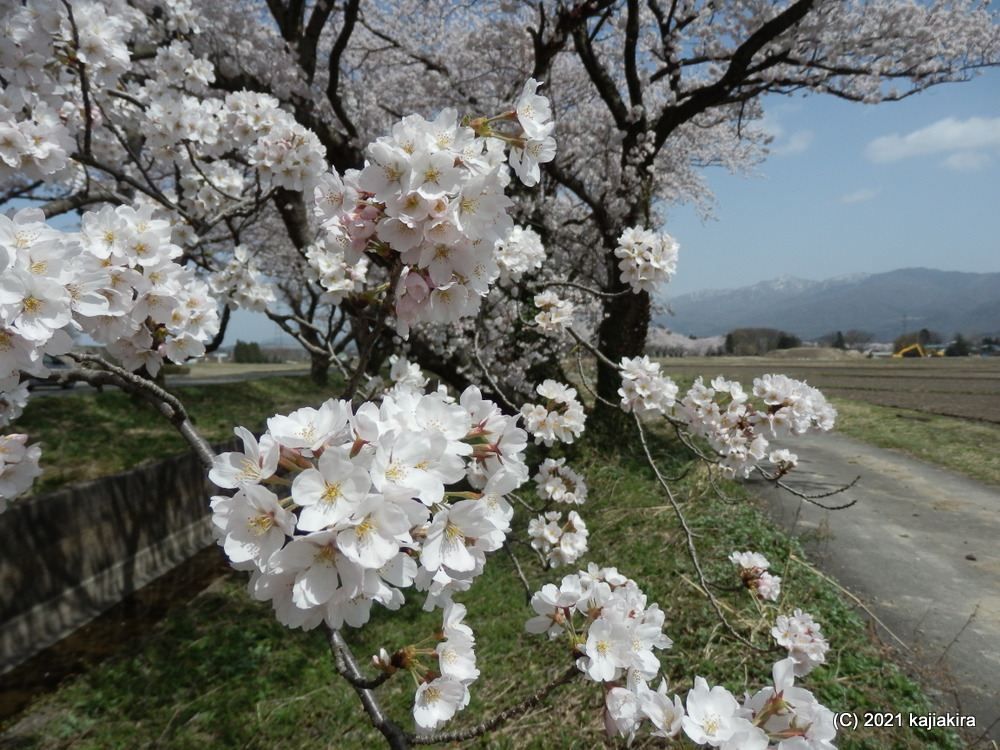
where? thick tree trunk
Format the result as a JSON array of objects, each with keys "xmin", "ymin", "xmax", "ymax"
[
  {"xmin": 309, "ymin": 351, "xmax": 330, "ymax": 387},
  {"xmin": 591, "ymin": 285, "xmax": 650, "ymax": 438}
]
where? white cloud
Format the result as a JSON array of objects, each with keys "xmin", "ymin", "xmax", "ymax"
[
  {"xmin": 865, "ymin": 116, "xmax": 1000, "ymax": 166},
  {"xmin": 841, "ymin": 188, "xmax": 879, "ymax": 204},
  {"xmin": 941, "ymin": 151, "xmax": 992, "ymax": 171},
  {"xmin": 761, "ymin": 107, "xmax": 813, "ymax": 156},
  {"xmin": 769, "ymin": 129, "xmax": 814, "ymax": 156}
]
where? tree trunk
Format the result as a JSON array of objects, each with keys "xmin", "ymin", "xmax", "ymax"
[
  {"xmin": 309, "ymin": 352, "xmax": 330, "ymax": 387},
  {"xmin": 590, "ymin": 284, "xmax": 650, "ymax": 439}
]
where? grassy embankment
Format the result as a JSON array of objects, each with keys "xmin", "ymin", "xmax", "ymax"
[
  {"xmin": 13, "ymin": 369, "xmax": 330, "ymax": 497},
  {"xmin": 829, "ymin": 397, "xmax": 1000, "ymax": 488},
  {"xmin": 1, "ymin": 374, "xmax": 966, "ymax": 749}
]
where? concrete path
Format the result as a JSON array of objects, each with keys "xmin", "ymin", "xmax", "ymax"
[{"xmin": 750, "ymin": 432, "xmax": 1000, "ymax": 746}]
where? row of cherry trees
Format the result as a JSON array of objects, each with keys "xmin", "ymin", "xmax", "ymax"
[
  {"xmin": 2, "ymin": 0, "xmax": 998, "ymax": 746},
  {"xmin": 4, "ymin": 0, "xmax": 998, "ymax": 403}
]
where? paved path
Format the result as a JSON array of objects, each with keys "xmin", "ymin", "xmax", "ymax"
[{"xmin": 750, "ymin": 432, "xmax": 1000, "ymax": 746}]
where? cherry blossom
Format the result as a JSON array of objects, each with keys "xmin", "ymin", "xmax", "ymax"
[
  {"xmin": 519, "ymin": 380, "xmax": 586, "ymax": 446},
  {"xmin": 533, "ymin": 457, "xmax": 587, "ymax": 505},
  {"xmin": 773, "ymin": 609, "xmax": 831, "ymax": 677},
  {"xmin": 0, "ymin": 433, "xmax": 41, "ymax": 507}
]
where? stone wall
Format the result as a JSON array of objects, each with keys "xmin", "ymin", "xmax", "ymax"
[{"xmin": 0, "ymin": 439, "xmax": 237, "ymax": 674}]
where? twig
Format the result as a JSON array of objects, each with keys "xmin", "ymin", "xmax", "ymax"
[
  {"xmin": 327, "ymin": 629, "xmax": 392, "ymax": 690},
  {"xmin": 503, "ymin": 541, "xmax": 534, "ymax": 605},
  {"xmin": 770, "ymin": 473, "xmax": 861, "ymax": 510},
  {"xmin": 341, "ymin": 260, "xmax": 402, "ymax": 400},
  {"xmin": 632, "ymin": 412, "xmax": 763, "ymax": 651},
  {"xmin": 535, "ymin": 280, "xmax": 631, "ymax": 299},
  {"xmin": 326, "ymin": 627, "xmax": 409, "ymax": 749},
  {"xmin": 788, "ymin": 554, "xmax": 911, "ymax": 651},
  {"xmin": 572, "ymin": 346, "xmax": 617, "ymax": 408},
  {"xmin": 409, "ymin": 665, "xmax": 580, "ymax": 745},
  {"xmin": 472, "ymin": 322, "xmax": 517, "ymax": 413},
  {"xmin": 509, "ymin": 491, "xmax": 545, "ymax": 515},
  {"xmin": 64, "ymin": 354, "xmax": 215, "ymax": 467},
  {"xmin": 937, "ymin": 602, "xmax": 979, "ymax": 667},
  {"xmin": 565, "ymin": 325, "xmax": 619, "ymax": 370}
]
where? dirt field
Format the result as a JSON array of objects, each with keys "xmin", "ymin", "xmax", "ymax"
[{"xmin": 657, "ymin": 353, "xmax": 1000, "ymax": 424}]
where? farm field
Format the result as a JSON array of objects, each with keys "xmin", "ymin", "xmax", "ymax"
[{"xmin": 657, "ymin": 354, "xmax": 1000, "ymax": 424}]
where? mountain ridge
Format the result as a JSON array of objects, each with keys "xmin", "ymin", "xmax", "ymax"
[{"xmin": 658, "ymin": 268, "xmax": 1000, "ymax": 340}]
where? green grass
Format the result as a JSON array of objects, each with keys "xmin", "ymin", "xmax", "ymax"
[
  {"xmin": 830, "ymin": 396, "xmax": 1000, "ymax": 488},
  {"xmin": 0, "ymin": 426, "xmax": 965, "ymax": 749},
  {"xmin": 13, "ymin": 376, "xmax": 337, "ymax": 496}
]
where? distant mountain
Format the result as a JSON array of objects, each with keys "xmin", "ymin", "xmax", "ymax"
[{"xmin": 658, "ymin": 269, "xmax": 1000, "ymax": 341}]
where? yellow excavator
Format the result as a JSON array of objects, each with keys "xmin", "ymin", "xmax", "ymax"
[{"xmin": 892, "ymin": 344, "xmax": 943, "ymax": 358}]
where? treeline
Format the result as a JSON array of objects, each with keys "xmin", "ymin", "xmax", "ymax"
[
  {"xmin": 723, "ymin": 328, "xmax": 801, "ymax": 356},
  {"xmin": 232, "ymin": 340, "xmax": 278, "ymax": 364}
]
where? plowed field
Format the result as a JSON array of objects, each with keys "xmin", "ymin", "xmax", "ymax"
[{"xmin": 657, "ymin": 355, "xmax": 1000, "ymax": 424}]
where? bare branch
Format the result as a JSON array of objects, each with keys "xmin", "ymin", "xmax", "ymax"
[
  {"xmin": 503, "ymin": 541, "xmax": 535, "ymax": 605},
  {"xmin": 326, "ymin": 628, "xmax": 409, "ymax": 749},
  {"xmin": 63, "ymin": 354, "xmax": 216, "ymax": 467}
]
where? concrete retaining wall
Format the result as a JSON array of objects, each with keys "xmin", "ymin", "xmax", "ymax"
[{"xmin": 0, "ymin": 439, "xmax": 237, "ymax": 675}]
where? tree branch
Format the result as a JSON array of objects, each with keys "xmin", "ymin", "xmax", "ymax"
[
  {"xmin": 409, "ymin": 665, "xmax": 580, "ymax": 745},
  {"xmin": 63, "ymin": 354, "xmax": 216, "ymax": 468}
]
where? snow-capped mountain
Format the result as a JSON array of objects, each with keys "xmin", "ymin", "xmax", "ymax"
[{"xmin": 658, "ymin": 268, "xmax": 1000, "ymax": 340}]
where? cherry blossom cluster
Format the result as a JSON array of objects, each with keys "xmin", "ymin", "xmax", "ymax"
[
  {"xmin": 361, "ymin": 354, "xmax": 430, "ymax": 399},
  {"xmin": 528, "ymin": 565, "xmax": 840, "ymax": 747},
  {"xmin": 0, "ymin": 0, "xmax": 138, "ymax": 181},
  {"xmin": 772, "ymin": 609, "xmax": 830, "ymax": 677},
  {"xmin": 613, "ymin": 226, "xmax": 679, "ymax": 294},
  {"xmin": 519, "ymin": 380, "xmax": 586, "ymax": 446},
  {"xmin": 0, "ymin": 0, "xmax": 331, "ymax": 251},
  {"xmin": 533, "ymin": 457, "xmax": 587, "ymax": 505},
  {"xmin": 729, "ymin": 550, "xmax": 782, "ymax": 602},
  {"xmin": 208, "ymin": 246, "xmax": 276, "ymax": 313},
  {"xmin": 752, "ymin": 374, "xmax": 837, "ymax": 435},
  {"xmin": 680, "ymin": 375, "xmax": 836, "ymax": 478},
  {"xmin": 387, "ymin": 354, "xmax": 430, "ymax": 392},
  {"xmin": 605, "ymin": 679, "xmax": 685, "ymax": 740},
  {"xmin": 412, "ymin": 608, "xmax": 479, "ymax": 732},
  {"xmin": 208, "ymin": 383, "xmax": 529, "ymax": 630},
  {"xmin": 0, "ymin": 104, "xmax": 71, "ymax": 181},
  {"xmin": 0, "ymin": 434, "xmax": 41, "ymax": 507},
  {"xmin": 311, "ymin": 81, "xmax": 555, "ymax": 337},
  {"xmin": 0, "ymin": 383, "xmax": 29, "ymax": 429},
  {"xmin": 138, "ymin": 83, "xmax": 327, "ymax": 196},
  {"xmin": 0, "ymin": 206, "xmax": 219, "ymax": 393},
  {"xmin": 526, "ymin": 565, "xmax": 673, "ymax": 724},
  {"xmin": 493, "ymin": 225, "xmax": 546, "ymax": 284},
  {"xmin": 372, "ymin": 602, "xmax": 479, "ymax": 733},
  {"xmin": 527, "ymin": 510, "xmax": 589, "ymax": 567},
  {"xmin": 596, "ymin": 565, "xmax": 835, "ymax": 747},
  {"xmin": 767, "ymin": 448, "xmax": 799, "ymax": 478},
  {"xmin": 532, "ymin": 290, "xmax": 574, "ymax": 332},
  {"xmin": 507, "ymin": 79, "xmax": 556, "ymax": 187},
  {"xmin": 676, "ymin": 662, "xmax": 836, "ymax": 749},
  {"xmin": 618, "ymin": 355, "xmax": 680, "ymax": 417},
  {"xmin": 305, "ymin": 239, "xmax": 369, "ymax": 306}
]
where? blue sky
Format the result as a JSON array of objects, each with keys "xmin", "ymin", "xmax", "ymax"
[{"xmin": 662, "ymin": 66, "xmax": 1000, "ymax": 298}]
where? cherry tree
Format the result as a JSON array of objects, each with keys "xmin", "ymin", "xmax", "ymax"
[
  {"xmin": 343, "ymin": 0, "xmax": 999, "ymax": 425},
  {"xmin": 1, "ymin": 1, "xmax": 998, "ymax": 747}
]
